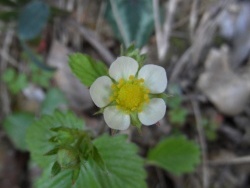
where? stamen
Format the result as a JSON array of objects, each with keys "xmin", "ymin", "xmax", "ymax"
[{"xmin": 110, "ymin": 75, "xmax": 150, "ymax": 113}]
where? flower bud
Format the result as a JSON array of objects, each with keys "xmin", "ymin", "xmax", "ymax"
[
  {"xmin": 57, "ymin": 148, "xmax": 79, "ymax": 169},
  {"xmin": 57, "ymin": 129, "xmax": 75, "ymax": 145}
]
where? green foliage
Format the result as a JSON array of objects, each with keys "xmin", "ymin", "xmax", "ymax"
[
  {"xmin": 166, "ymin": 85, "xmax": 188, "ymax": 126},
  {"xmin": 40, "ymin": 88, "xmax": 67, "ymax": 115},
  {"xmin": 147, "ymin": 135, "xmax": 201, "ymax": 175},
  {"xmin": 69, "ymin": 53, "xmax": 108, "ymax": 87},
  {"xmin": 29, "ymin": 62, "xmax": 54, "ymax": 88},
  {"xmin": 3, "ymin": 112, "xmax": 34, "ymax": 151},
  {"xmin": 105, "ymin": 0, "xmax": 154, "ymax": 48},
  {"xmin": 18, "ymin": 0, "xmax": 50, "ymax": 40},
  {"xmin": 36, "ymin": 134, "xmax": 147, "ymax": 188},
  {"xmin": 169, "ymin": 107, "xmax": 188, "ymax": 125},
  {"xmin": 0, "ymin": 10, "xmax": 18, "ymax": 22},
  {"xmin": 167, "ymin": 95, "xmax": 182, "ymax": 109},
  {"xmin": 202, "ymin": 118, "xmax": 219, "ymax": 141},
  {"xmin": 167, "ymin": 95, "xmax": 188, "ymax": 125},
  {"xmin": 26, "ymin": 111, "xmax": 85, "ymax": 168},
  {"xmin": 2, "ymin": 68, "xmax": 28, "ymax": 94}
]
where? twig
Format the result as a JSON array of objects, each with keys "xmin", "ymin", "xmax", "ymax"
[
  {"xmin": 208, "ymin": 156, "xmax": 250, "ymax": 166},
  {"xmin": 191, "ymin": 99, "xmax": 209, "ymax": 188},
  {"xmin": 68, "ymin": 19, "xmax": 115, "ymax": 64},
  {"xmin": 156, "ymin": 168, "xmax": 168, "ymax": 188},
  {"xmin": 170, "ymin": 46, "xmax": 192, "ymax": 82},
  {"xmin": 0, "ymin": 51, "xmax": 18, "ymax": 68},
  {"xmin": 109, "ymin": 0, "xmax": 129, "ymax": 48},
  {"xmin": 189, "ymin": 0, "xmax": 199, "ymax": 40},
  {"xmin": 153, "ymin": 0, "xmax": 178, "ymax": 62},
  {"xmin": 153, "ymin": 0, "xmax": 162, "ymax": 58},
  {"xmin": 0, "ymin": 27, "xmax": 14, "ymax": 116},
  {"xmin": 95, "ymin": 0, "xmax": 107, "ymax": 33}
]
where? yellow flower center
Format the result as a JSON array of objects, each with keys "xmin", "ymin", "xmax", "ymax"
[{"xmin": 110, "ymin": 75, "xmax": 150, "ymax": 114}]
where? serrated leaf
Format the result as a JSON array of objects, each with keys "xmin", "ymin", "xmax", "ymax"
[
  {"xmin": 41, "ymin": 88, "xmax": 67, "ymax": 115},
  {"xmin": 105, "ymin": 0, "xmax": 154, "ymax": 48},
  {"xmin": 92, "ymin": 146, "xmax": 105, "ymax": 170},
  {"xmin": 3, "ymin": 112, "xmax": 34, "ymax": 151},
  {"xmin": 18, "ymin": 0, "xmax": 50, "ymax": 40},
  {"xmin": 147, "ymin": 135, "xmax": 201, "ymax": 175},
  {"xmin": 26, "ymin": 111, "xmax": 85, "ymax": 167},
  {"xmin": 35, "ymin": 135, "xmax": 147, "ymax": 188},
  {"xmin": 69, "ymin": 53, "xmax": 108, "ymax": 87}
]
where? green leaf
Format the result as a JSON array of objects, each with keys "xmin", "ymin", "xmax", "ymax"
[
  {"xmin": 28, "ymin": 60, "xmax": 54, "ymax": 87},
  {"xmin": 69, "ymin": 53, "xmax": 108, "ymax": 87},
  {"xmin": 51, "ymin": 161, "xmax": 61, "ymax": 177},
  {"xmin": 105, "ymin": 0, "xmax": 154, "ymax": 48},
  {"xmin": 0, "ymin": 10, "xmax": 18, "ymax": 22},
  {"xmin": 26, "ymin": 111, "xmax": 85, "ymax": 168},
  {"xmin": 92, "ymin": 146, "xmax": 105, "ymax": 170},
  {"xmin": 36, "ymin": 134, "xmax": 147, "ymax": 188},
  {"xmin": 3, "ymin": 112, "xmax": 34, "ymax": 151},
  {"xmin": 18, "ymin": 0, "xmax": 50, "ymax": 40},
  {"xmin": 2, "ymin": 68, "xmax": 15, "ymax": 83},
  {"xmin": 2, "ymin": 68, "xmax": 28, "ymax": 94},
  {"xmin": 167, "ymin": 95, "xmax": 182, "ymax": 109},
  {"xmin": 169, "ymin": 108, "xmax": 188, "ymax": 125},
  {"xmin": 71, "ymin": 167, "xmax": 80, "ymax": 184},
  {"xmin": 147, "ymin": 135, "xmax": 201, "ymax": 175},
  {"xmin": 41, "ymin": 88, "xmax": 67, "ymax": 115}
]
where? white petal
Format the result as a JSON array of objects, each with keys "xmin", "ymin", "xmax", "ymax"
[
  {"xmin": 109, "ymin": 56, "xmax": 139, "ymax": 81},
  {"xmin": 138, "ymin": 98, "xmax": 166, "ymax": 126},
  {"xmin": 103, "ymin": 106, "xmax": 130, "ymax": 130},
  {"xmin": 138, "ymin": 64, "xmax": 167, "ymax": 94},
  {"xmin": 89, "ymin": 76, "xmax": 112, "ymax": 108}
]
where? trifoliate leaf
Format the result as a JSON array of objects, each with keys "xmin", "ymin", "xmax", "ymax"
[
  {"xmin": 69, "ymin": 53, "xmax": 108, "ymax": 87},
  {"xmin": 147, "ymin": 135, "xmax": 201, "ymax": 175},
  {"xmin": 3, "ymin": 112, "xmax": 34, "ymax": 151},
  {"xmin": 105, "ymin": 0, "xmax": 154, "ymax": 48},
  {"xmin": 26, "ymin": 111, "xmax": 85, "ymax": 168},
  {"xmin": 36, "ymin": 135, "xmax": 147, "ymax": 188},
  {"xmin": 18, "ymin": 0, "xmax": 50, "ymax": 40},
  {"xmin": 41, "ymin": 88, "xmax": 67, "ymax": 115}
]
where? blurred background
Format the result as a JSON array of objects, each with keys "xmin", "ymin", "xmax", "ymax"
[{"xmin": 1, "ymin": 0, "xmax": 250, "ymax": 187}]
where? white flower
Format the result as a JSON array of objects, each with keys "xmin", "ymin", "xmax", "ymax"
[{"xmin": 90, "ymin": 56, "xmax": 167, "ymax": 130}]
